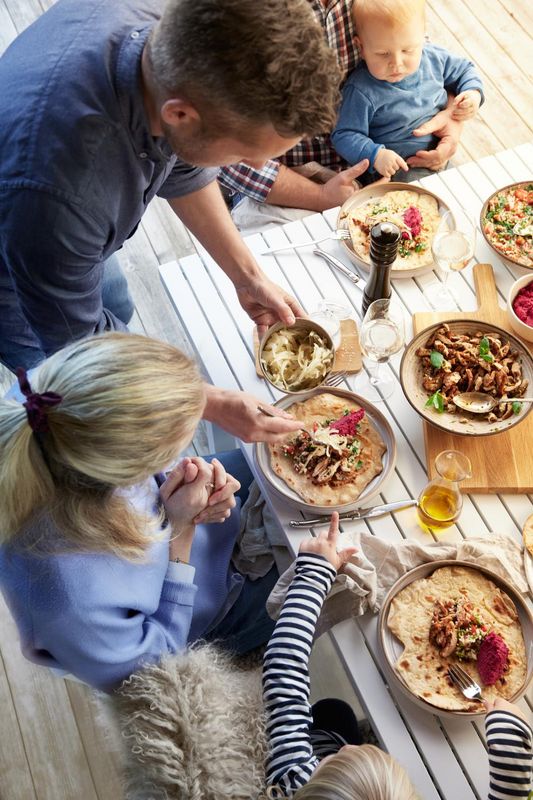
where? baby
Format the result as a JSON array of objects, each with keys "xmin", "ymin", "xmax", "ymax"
[{"xmin": 331, "ymin": 0, "xmax": 484, "ymax": 181}]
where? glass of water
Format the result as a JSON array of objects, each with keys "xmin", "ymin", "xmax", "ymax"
[
  {"xmin": 356, "ymin": 299, "xmax": 405, "ymax": 400},
  {"xmin": 424, "ymin": 210, "xmax": 477, "ymax": 311}
]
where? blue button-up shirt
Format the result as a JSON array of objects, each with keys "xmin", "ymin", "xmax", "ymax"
[{"xmin": 0, "ymin": 0, "xmax": 217, "ymax": 355}]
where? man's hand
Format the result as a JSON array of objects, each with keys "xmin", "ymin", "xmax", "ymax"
[
  {"xmin": 451, "ymin": 90, "xmax": 482, "ymax": 121},
  {"xmin": 316, "ymin": 160, "xmax": 389, "ymax": 211},
  {"xmin": 203, "ymin": 385, "xmax": 302, "ymax": 443},
  {"xmin": 407, "ymin": 109, "xmax": 463, "ymax": 171},
  {"xmin": 374, "ymin": 148, "xmax": 409, "ymax": 179},
  {"xmin": 234, "ymin": 274, "xmax": 305, "ymax": 340}
]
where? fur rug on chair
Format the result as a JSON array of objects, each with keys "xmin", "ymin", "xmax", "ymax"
[{"xmin": 104, "ymin": 645, "xmax": 268, "ymax": 800}]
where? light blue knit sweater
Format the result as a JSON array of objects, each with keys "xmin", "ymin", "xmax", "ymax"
[{"xmin": 0, "ymin": 477, "xmax": 241, "ymax": 693}]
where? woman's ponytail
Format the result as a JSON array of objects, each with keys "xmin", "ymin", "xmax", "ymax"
[{"xmin": 0, "ymin": 401, "xmax": 55, "ymax": 543}]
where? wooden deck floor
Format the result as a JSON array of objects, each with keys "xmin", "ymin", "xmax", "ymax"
[{"xmin": 1, "ymin": 1, "xmax": 532, "ymax": 797}]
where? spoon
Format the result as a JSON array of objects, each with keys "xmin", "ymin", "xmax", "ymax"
[{"xmin": 453, "ymin": 392, "xmax": 533, "ymax": 414}]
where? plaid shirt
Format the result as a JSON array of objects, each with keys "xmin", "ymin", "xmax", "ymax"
[{"xmin": 218, "ymin": 0, "xmax": 359, "ymax": 202}]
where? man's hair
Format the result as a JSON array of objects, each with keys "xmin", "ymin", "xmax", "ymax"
[
  {"xmin": 148, "ymin": 0, "xmax": 342, "ymax": 138},
  {"xmin": 352, "ymin": 0, "xmax": 426, "ymax": 33}
]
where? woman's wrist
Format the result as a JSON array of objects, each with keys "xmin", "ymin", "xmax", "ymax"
[{"xmin": 168, "ymin": 523, "xmax": 196, "ymax": 562}]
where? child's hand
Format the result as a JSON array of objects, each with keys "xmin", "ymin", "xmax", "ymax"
[
  {"xmin": 374, "ymin": 148, "xmax": 409, "ymax": 178},
  {"xmin": 483, "ymin": 696, "xmax": 528, "ymax": 723},
  {"xmin": 451, "ymin": 90, "xmax": 481, "ymax": 121},
  {"xmin": 298, "ymin": 512, "xmax": 358, "ymax": 571}
]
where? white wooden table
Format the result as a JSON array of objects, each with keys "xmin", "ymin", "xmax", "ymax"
[{"xmin": 160, "ymin": 143, "xmax": 533, "ymax": 800}]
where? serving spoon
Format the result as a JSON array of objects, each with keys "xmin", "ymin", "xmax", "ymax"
[{"xmin": 452, "ymin": 391, "xmax": 533, "ymax": 414}]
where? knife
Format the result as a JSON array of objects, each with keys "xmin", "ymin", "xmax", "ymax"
[
  {"xmin": 289, "ymin": 498, "xmax": 417, "ymax": 527},
  {"xmin": 313, "ymin": 247, "xmax": 366, "ymax": 289}
]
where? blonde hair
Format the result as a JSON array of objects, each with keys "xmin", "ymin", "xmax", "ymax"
[
  {"xmin": 352, "ymin": 0, "xmax": 426, "ymax": 33},
  {"xmin": 262, "ymin": 745, "xmax": 420, "ymax": 800},
  {"xmin": 0, "ymin": 333, "xmax": 205, "ymax": 560}
]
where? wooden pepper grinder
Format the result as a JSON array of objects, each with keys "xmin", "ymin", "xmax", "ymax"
[{"xmin": 362, "ymin": 222, "xmax": 401, "ymax": 316}]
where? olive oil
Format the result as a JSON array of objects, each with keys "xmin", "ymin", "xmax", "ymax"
[
  {"xmin": 417, "ymin": 484, "xmax": 460, "ymax": 530},
  {"xmin": 416, "ymin": 450, "xmax": 472, "ymax": 533}
]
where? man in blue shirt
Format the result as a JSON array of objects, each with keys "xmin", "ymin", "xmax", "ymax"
[{"xmin": 0, "ymin": 0, "xmax": 339, "ymax": 440}]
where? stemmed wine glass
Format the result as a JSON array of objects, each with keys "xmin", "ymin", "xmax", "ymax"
[
  {"xmin": 424, "ymin": 210, "xmax": 477, "ymax": 311},
  {"xmin": 356, "ymin": 299, "xmax": 405, "ymax": 400}
]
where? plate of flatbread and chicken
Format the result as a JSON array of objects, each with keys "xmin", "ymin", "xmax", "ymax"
[
  {"xmin": 254, "ymin": 388, "xmax": 396, "ymax": 514},
  {"xmin": 379, "ymin": 562, "xmax": 533, "ymax": 717},
  {"xmin": 337, "ymin": 183, "xmax": 452, "ymax": 279}
]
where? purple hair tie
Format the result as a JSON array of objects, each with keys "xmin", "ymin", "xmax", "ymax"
[{"xmin": 15, "ymin": 367, "xmax": 63, "ymax": 434}]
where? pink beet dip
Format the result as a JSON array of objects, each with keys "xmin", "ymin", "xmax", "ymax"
[
  {"xmin": 402, "ymin": 206, "xmax": 422, "ymax": 239},
  {"xmin": 513, "ymin": 281, "xmax": 533, "ymax": 328},
  {"xmin": 329, "ymin": 409, "xmax": 364, "ymax": 436},
  {"xmin": 477, "ymin": 632, "xmax": 509, "ymax": 686}
]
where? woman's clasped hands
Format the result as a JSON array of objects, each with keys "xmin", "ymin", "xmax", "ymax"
[{"xmin": 160, "ymin": 457, "xmax": 240, "ymax": 560}]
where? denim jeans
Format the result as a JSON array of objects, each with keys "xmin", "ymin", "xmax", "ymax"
[
  {"xmin": 203, "ymin": 447, "xmax": 279, "ymax": 654},
  {"xmin": 0, "ymin": 253, "xmax": 134, "ymax": 373}
]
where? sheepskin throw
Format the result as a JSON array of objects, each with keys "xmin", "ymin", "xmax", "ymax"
[{"xmin": 112, "ymin": 645, "xmax": 268, "ymax": 800}]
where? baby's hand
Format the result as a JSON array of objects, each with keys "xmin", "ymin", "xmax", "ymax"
[
  {"xmin": 374, "ymin": 148, "xmax": 409, "ymax": 179},
  {"xmin": 298, "ymin": 512, "xmax": 358, "ymax": 571},
  {"xmin": 451, "ymin": 90, "xmax": 481, "ymax": 121}
]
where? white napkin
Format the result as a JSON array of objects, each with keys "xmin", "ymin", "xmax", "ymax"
[{"xmin": 266, "ymin": 531, "xmax": 528, "ymax": 639}]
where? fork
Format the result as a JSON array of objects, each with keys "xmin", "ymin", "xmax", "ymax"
[
  {"xmin": 448, "ymin": 663, "xmax": 484, "ymax": 704},
  {"xmin": 325, "ymin": 370, "xmax": 347, "ymax": 387},
  {"xmin": 260, "ymin": 229, "xmax": 350, "ymax": 255}
]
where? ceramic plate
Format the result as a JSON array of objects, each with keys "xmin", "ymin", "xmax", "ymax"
[
  {"xmin": 379, "ymin": 560, "xmax": 533, "ymax": 717},
  {"xmin": 400, "ymin": 318, "xmax": 533, "ymax": 437},
  {"xmin": 254, "ymin": 386, "xmax": 396, "ymax": 515},
  {"xmin": 337, "ymin": 182, "xmax": 453, "ymax": 279}
]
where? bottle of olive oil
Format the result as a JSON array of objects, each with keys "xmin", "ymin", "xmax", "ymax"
[{"xmin": 417, "ymin": 450, "xmax": 472, "ymax": 532}]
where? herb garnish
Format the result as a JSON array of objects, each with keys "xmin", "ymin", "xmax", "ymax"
[
  {"xmin": 430, "ymin": 350, "xmax": 444, "ymax": 369},
  {"xmin": 356, "ymin": 459, "xmax": 363, "ymax": 469},
  {"xmin": 425, "ymin": 389, "xmax": 444, "ymax": 413},
  {"xmin": 479, "ymin": 337, "xmax": 494, "ymax": 363},
  {"xmin": 512, "ymin": 401, "xmax": 521, "ymax": 415}
]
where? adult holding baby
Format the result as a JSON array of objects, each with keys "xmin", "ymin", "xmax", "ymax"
[
  {"xmin": 331, "ymin": 0, "xmax": 484, "ymax": 182},
  {"xmin": 0, "ymin": 333, "xmax": 280, "ymax": 692},
  {"xmin": 219, "ymin": 0, "xmax": 470, "ymax": 215}
]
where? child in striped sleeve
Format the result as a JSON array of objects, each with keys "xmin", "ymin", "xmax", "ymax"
[{"xmin": 261, "ymin": 512, "xmax": 533, "ymax": 800}]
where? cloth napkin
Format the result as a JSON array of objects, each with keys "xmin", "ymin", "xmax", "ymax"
[
  {"xmin": 232, "ymin": 482, "xmax": 293, "ymax": 579},
  {"xmin": 266, "ymin": 530, "xmax": 528, "ymax": 639}
]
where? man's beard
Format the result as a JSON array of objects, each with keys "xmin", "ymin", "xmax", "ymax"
[{"xmin": 160, "ymin": 120, "xmax": 215, "ymax": 167}]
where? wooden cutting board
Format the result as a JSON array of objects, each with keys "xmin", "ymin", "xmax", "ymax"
[
  {"xmin": 253, "ymin": 318, "xmax": 362, "ymax": 377},
  {"xmin": 412, "ymin": 263, "xmax": 533, "ymax": 493}
]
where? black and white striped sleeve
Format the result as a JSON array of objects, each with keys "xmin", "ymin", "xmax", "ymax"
[
  {"xmin": 262, "ymin": 552, "xmax": 337, "ymax": 796},
  {"xmin": 486, "ymin": 710, "xmax": 533, "ymax": 799}
]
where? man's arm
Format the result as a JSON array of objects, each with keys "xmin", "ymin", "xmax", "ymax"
[
  {"xmin": 219, "ymin": 160, "xmax": 376, "ymax": 212},
  {"xmin": 167, "ymin": 181, "xmax": 305, "ymax": 333},
  {"xmin": 1, "ymin": 189, "xmax": 127, "ymax": 356}
]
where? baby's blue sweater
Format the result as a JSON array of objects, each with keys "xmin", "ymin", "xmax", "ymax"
[
  {"xmin": 331, "ymin": 44, "xmax": 484, "ymax": 170},
  {"xmin": 0, "ymin": 478, "xmax": 241, "ymax": 693}
]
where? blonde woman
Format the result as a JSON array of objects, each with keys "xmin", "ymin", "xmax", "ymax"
[
  {"xmin": 262, "ymin": 514, "xmax": 533, "ymax": 800},
  {"xmin": 0, "ymin": 333, "xmax": 281, "ymax": 692}
]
